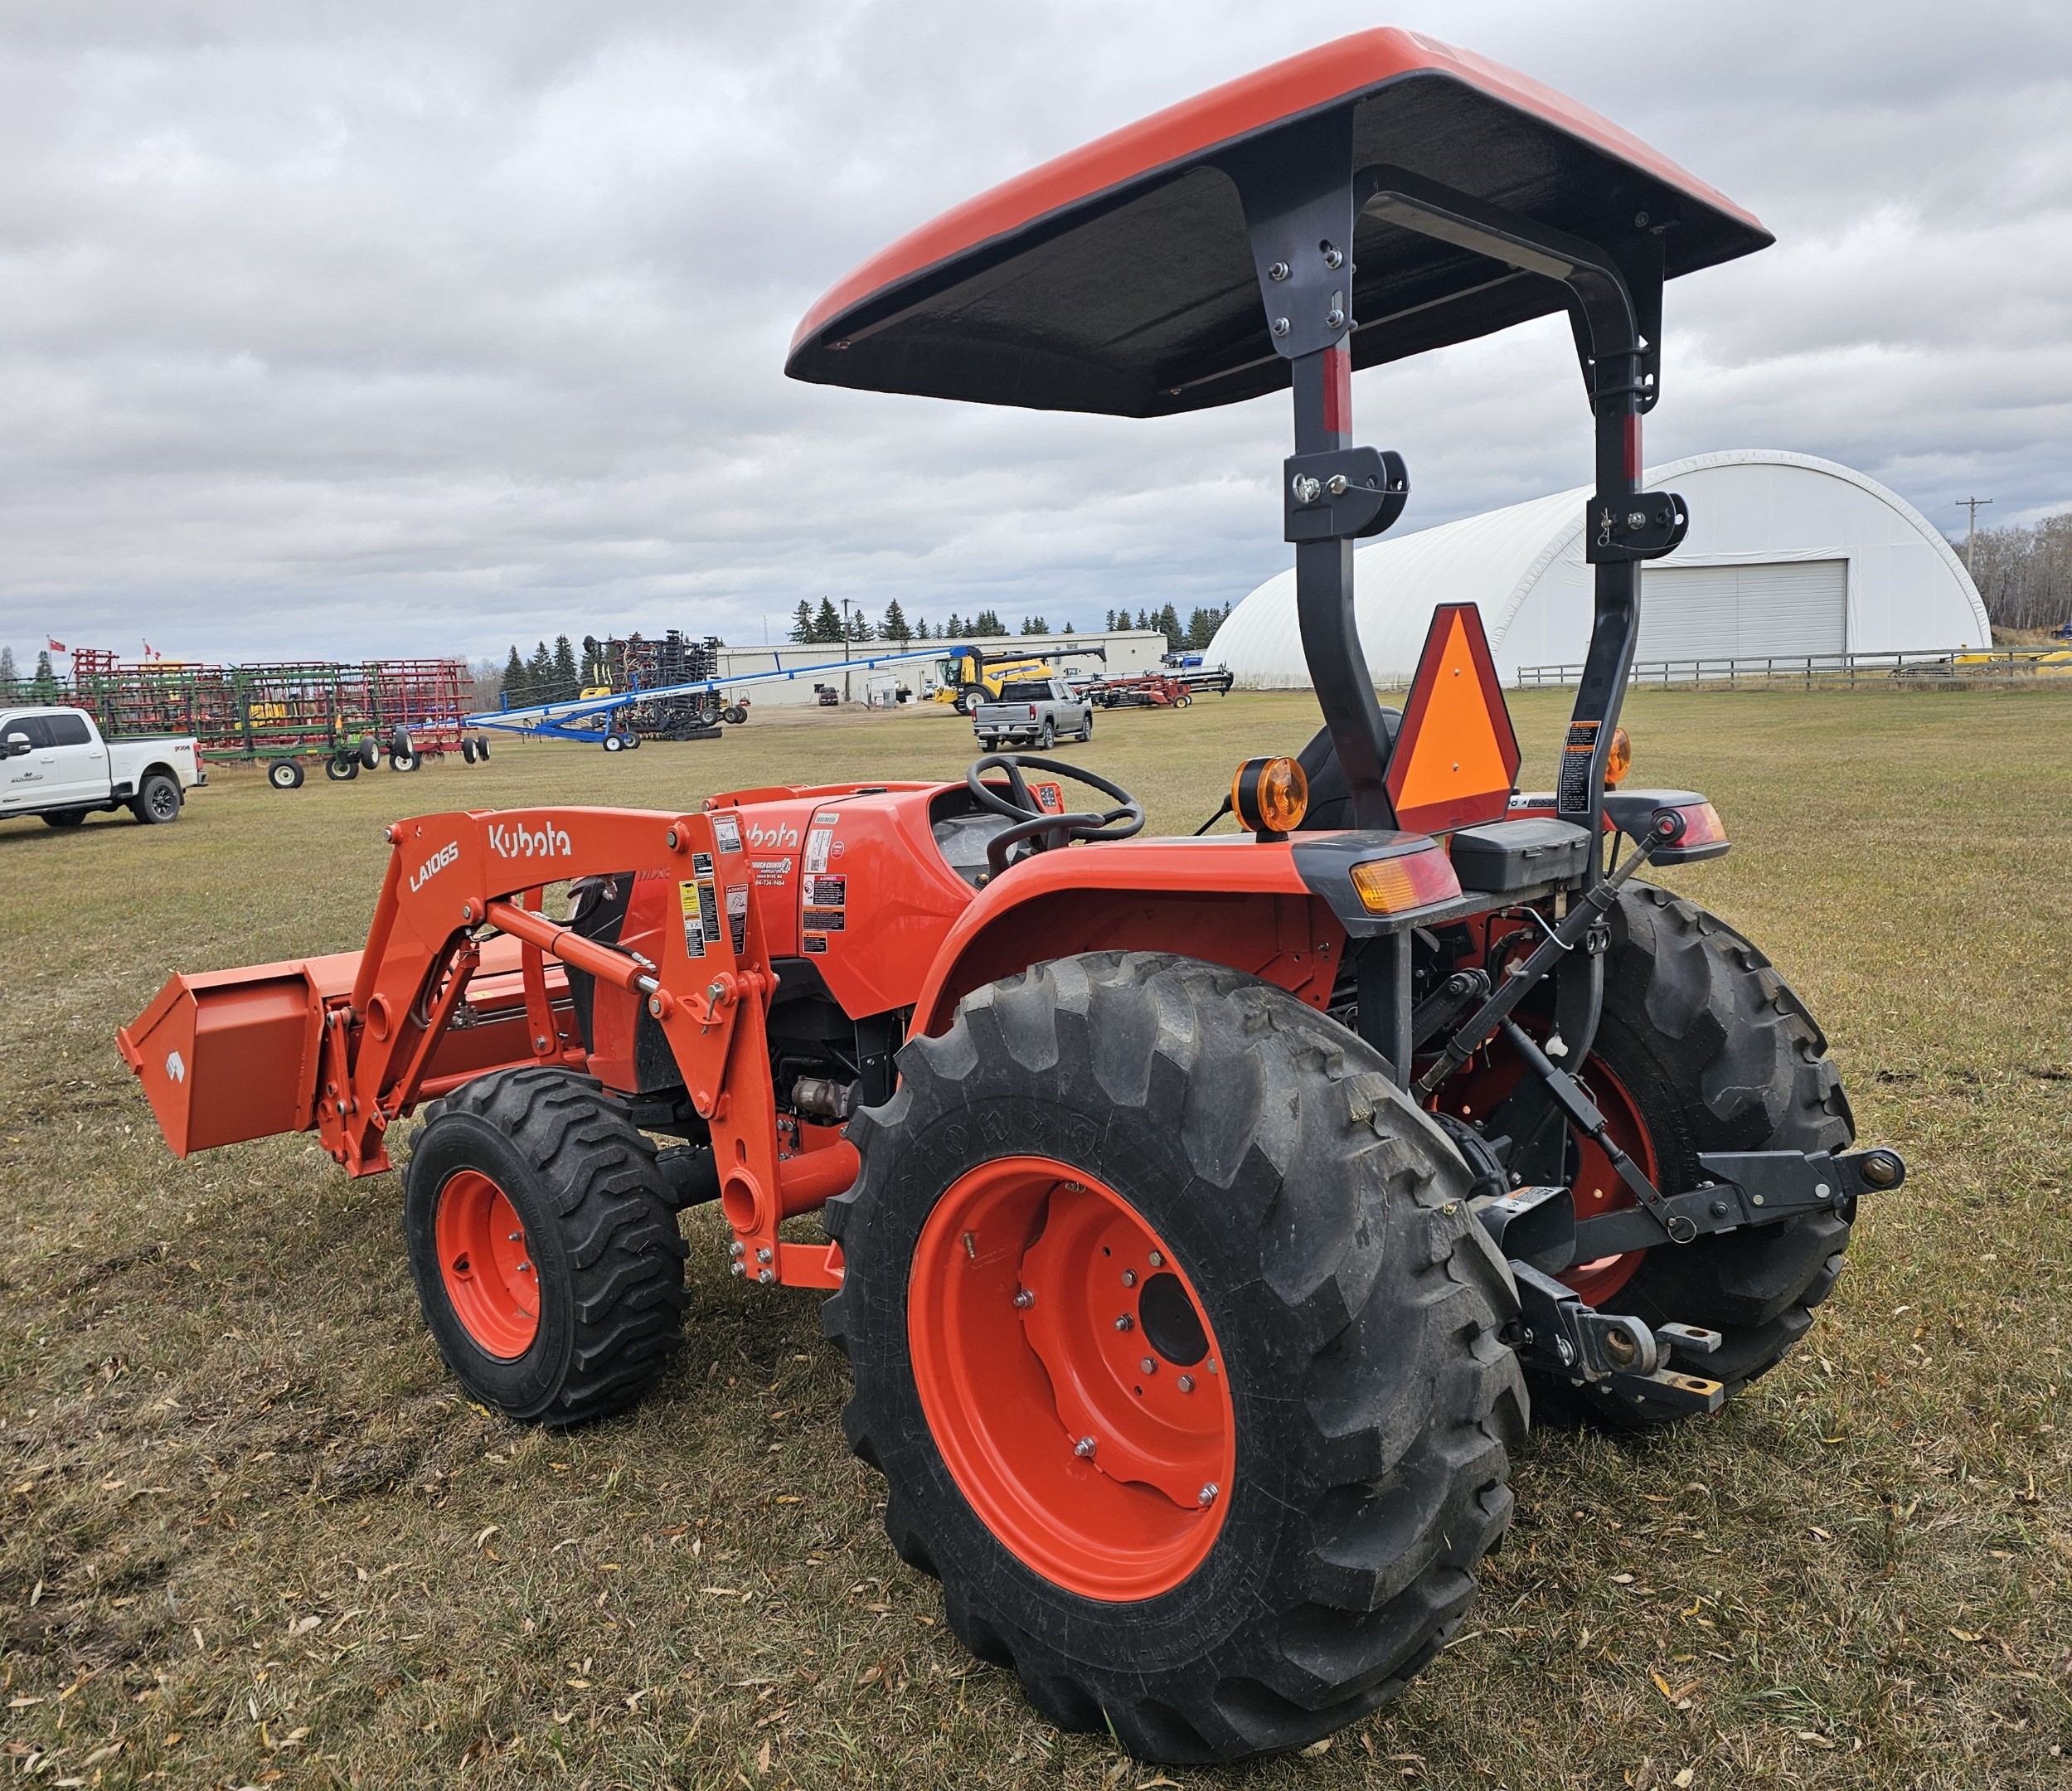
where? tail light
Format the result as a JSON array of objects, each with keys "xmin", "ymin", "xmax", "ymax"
[{"xmin": 1349, "ymin": 843, "xmax": 1460, "ymax": 914}]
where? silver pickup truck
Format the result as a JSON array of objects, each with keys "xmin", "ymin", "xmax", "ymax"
[
  {"xmin": 973, "ymin": 677, "xmax": 1094, "ymax": 750},
  {"xmin": 1, "ymin": 706, "xmax": 205, "ymax": 828}
]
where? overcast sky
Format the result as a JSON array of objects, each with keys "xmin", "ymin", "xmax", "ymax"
[{"xmin": 1, "ymin": 0, "xmax": 2066, "ymax": 666}]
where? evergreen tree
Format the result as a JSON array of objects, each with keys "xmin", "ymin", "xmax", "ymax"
[
  {"xmin": 789, "ymin": 599, "xmax": 813, "ymax": 643},
  {"xmin": 551, "ymin": 635, "xmax": 580, "ymax": 702},
  {"xmin": 846, "ymin": 607, "xmax": 873, "ymax": 643},
  {"xmin": 1135, "ymin": 608, "xmax": 1152, "ymax": 629},
  {"xmin": 527, "ymin": 640, "xmax": 554, "ymax": 701},
  {"xmin": 32, "ymin": 649, "xmax": 57, "ymax": 699},
  {"xmin": 1061, "ymin": 620, "xmax": 1074, "ymax": 634},
  {"xmin": 0, "ymin": 646, "xmax": 14, "ymax": 688},
  {"xmin": 943, "ymin": 613, "xmax": 963, "ymax": 639},
  {"xmin": 502, "ymin": 645, "xmax": 527, "ymax": 706},
  {"xmin": 1184, "ymin": 604, "xmax": 1229, "ymax": 648},
  {"xmin": 881, "ymin": 599, "xmax": 911, "ymax": 643},
  {"xmin": 1020, "ymin": 614, "xmax": 1049, "ymax": 635},
  {"xmin": 811, "ymin": 597, "xmax": 842, "ymax": 643},
  {"xmin": 972, "ymin": 608, "xmax": 1005, "ymax": 637},
  {"xmin": 1153, "ymin": 603, "xmax": 1182, "ymax": 645}
]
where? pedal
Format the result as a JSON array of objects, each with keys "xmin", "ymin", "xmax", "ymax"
[
  {"xmin": 1654, "ymin": 1322, "xmax": 1724, "ymax": 1367},
  {"xmin": 1595, "ymin": 1366, "xmax": 1726, "ymax": 1417}
]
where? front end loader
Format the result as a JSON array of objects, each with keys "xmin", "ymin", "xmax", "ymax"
[{"xmin": 118, "ymin": 29, "xmax": 1904, "ymax": 1764}]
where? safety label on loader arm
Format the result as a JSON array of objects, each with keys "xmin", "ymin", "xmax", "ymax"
[{"xmin": 681, "ymin": 852, "xmax": 721, "ymax": 959}]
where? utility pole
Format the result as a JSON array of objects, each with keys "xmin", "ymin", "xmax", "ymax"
[
  {"xmin": 840, "ymin": 598, "xmax": 852, "ymax": 704},
  {"xmin": 1956, "ymin": 496, "xmax": 1992, "ymax": 575}
]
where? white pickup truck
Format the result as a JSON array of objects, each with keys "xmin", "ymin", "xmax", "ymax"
[
  {"xmin": 973, "ymin": 677, "xmax": 1095, "ymax": 750},
  {"xmin": 0, "ymin": 706, "xmax": 205, "ymax": 828}
]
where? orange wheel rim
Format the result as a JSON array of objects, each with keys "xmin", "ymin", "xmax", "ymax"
[
  {"xmin": 907, "ymin": 1156, "xmax": 1234, "ymax": 1601},
  {"xmin": 1434, "ymin": 1049, "xmax": 1659, "ymax": 1306},
  {"xmin": 435, "ymin": 1170, "xmax": 540, "ymax": 1358},
  {"xmin": 1559, "ymin": 1057, "xmax": 1659, "ymax": 1305}
]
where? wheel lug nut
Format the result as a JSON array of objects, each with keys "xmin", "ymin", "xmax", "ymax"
[
  {"xmin": 1074, "ymin": 1436, "xmax": 1097, "ymax": 1459},
  {"xmin": 1177, "ymin": 1374, "xmax": 1195, "ymax": 1393},
  {"xmin": 1140, "ymin": 1357, "xmax": 1157, "ymax": 1374},
  {"xmin": 1114, "ymin": 1314, "xmax": 1133, "ymax": 1332},
  {"xmin": 1147, "ymin": 1251, "xmax": 1163, "ymax": 1267},
  {"xmin": 1120, "ymin": 1270, "xmax": 1137, "ymax": 1288},
  {"xmin": 1013, "ymin": 1289, "xmax": 1034, "ymax": 1309},
  {"xmin": 507, "ymin": 1231, "xmax": 522, "ymax": 1241},
  {"xmin": 1197, "ymin": 1483, "xmax": 1219, "ymax": 1507}
]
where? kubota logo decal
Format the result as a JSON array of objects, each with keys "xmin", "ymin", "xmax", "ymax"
[
  {"xmin": 489, "ymin": 821, "xmax": 572, "ymax": 859},
  {"xmin": 746, "ymin": 822, "xmax": 800, "ymax": 849},
  {"xmin": 410, "ymin": 841, "xmax": 459, "ymax": 891}
]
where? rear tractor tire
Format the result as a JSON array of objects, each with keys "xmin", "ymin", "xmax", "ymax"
[
  {"xmin": 1534, "ymin": 886, "xmax": 1856, "ymax": 1429},
  {"xmin": 826, "ymin": 952, "xmax": 1524, "ymax": 1764},
  {"xmin": 404, "ymin": 1067, "xmax": 689, "ymax": 1425}
]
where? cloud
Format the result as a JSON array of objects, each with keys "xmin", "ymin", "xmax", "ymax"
[{"xmin": 0, "ymin": 0, "xmax": 2065, "ymax": 663}]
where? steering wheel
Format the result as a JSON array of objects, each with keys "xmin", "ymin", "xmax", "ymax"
[{"xmin": 965, "ymin": 752, "xmax": 1145, "ymax": 875}]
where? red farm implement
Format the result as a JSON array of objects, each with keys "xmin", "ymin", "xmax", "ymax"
[
  {"xmin": 360, "ymin": 658, "xmax": 478, "ymax": 763},
  {"xmin": 1090, "ymin": 671, "xmax": 1195, "ymax": 709},
  {"xmin": 118, "ymin": 31, "xmax": 1905, "ymax": 1764}
]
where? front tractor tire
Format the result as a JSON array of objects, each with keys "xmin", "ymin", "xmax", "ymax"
[
  {"xmin": 1541, "ymin": 886, "xmax": 1856, "ymax": 1429},
  {"xmin": 826, "ymin": 953, "xmax": 1524, "ymax": 1764},
  {"xmin": 404, "ymin": 1068, "xmax": 688, "ymax": 1426}
]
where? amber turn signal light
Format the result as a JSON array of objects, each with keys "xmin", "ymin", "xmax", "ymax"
[
  {"xmin": 1604, "ymin": 724, "xmax": 1632, "ymax": 788},
  {"xmin": 1349, "ymin": 844, "xmax": 1461, "ymax": 915},
  {"xmin": 1231, "ymin": 755, "xmax": 1308, "ymax": 837}
]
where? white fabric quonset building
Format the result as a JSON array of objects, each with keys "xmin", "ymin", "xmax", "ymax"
[{"xmin": 1209, "ymin": 451, "xmax": 1990, "ymax": 687}]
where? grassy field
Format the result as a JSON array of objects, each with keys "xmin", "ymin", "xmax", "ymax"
[{"xmin": 1, "ymin": 687, "xmax": 2067, "ymax": 1790}]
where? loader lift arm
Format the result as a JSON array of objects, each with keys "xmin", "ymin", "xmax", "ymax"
[{"xmin": 119, "ymin": 807, "xmax": 849, "ymax": 1290}]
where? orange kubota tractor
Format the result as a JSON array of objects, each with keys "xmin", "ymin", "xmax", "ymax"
[{"xmin": 119, "ymin": 32, "xmax": 1905, "ymax": 1765}]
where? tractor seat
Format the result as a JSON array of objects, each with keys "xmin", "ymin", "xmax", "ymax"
[{"xmin": 1447, "ymin": 818, "xmax": 1592, "ymax": 892}]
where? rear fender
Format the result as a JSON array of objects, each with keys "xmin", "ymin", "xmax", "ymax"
[{"xmin": 910, "ymin": 840, "xmax": 1351, "ymax": 1036}]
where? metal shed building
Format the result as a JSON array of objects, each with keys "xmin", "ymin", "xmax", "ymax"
[{"xmin": 1208, "ymin": 450, "xmax": 1990, "ymax": 686}]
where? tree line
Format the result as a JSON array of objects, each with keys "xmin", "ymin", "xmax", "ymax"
[
  {"xmin": 1962, "ymin": 514, "xmax": 2072, "ymax": 633},
  {"xmin": 784, "ymin": 599, "xmax": 1232, "ymax": 649}
]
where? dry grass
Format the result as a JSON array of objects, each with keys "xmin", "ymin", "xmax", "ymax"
[{"xmin": 1, "ymin": 687, "xmax": 2067, "ymax": 1789}]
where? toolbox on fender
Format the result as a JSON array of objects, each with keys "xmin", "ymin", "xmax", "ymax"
[{"xmin": 1448, "ymin": 818, "xmax": 1594, "ymax": 892}]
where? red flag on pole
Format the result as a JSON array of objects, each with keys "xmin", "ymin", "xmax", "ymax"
[{"xmin": 47, "ymin": 638, "xmax": 66, "ymax": 653}]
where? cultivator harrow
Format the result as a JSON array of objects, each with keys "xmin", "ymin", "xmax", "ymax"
[{"xmin": 62, "ymin": 648, "xmax": 478, "ymax": 785}]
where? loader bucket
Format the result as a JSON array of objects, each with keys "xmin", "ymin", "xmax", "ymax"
[
  {"xmin": 117, "ymin": 953, "xmax": 356, "ymax": 1156},
  {"xmin": 119, "ymin": 936, "xmax": 575, "ymax": 1163}
]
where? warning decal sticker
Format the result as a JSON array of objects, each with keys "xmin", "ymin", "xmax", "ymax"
[
  {"xmin": 1557, "ymin": 720, "xmax": 1599, "ymax": 815},
  {"xmin": 804, "ymin": 827, "xmax": 834, "ymax": 876},
  {"xmin": 807, "ymin": 874, "xmax": 846, "ymax": 908},
  {"xmin": 678, "ymin": 881, "xmax": 706, "ymax": 958},
  {"xmin": 803, "ymin": 908, "xmax": 846, "ymax": 932},
  {"xmin": 803, "ymin": 934, "xmax": 827, "ymax": 955},
  {"xmin": 713, "ymin": 815, "xmax": 742, "ymax": 853},
  {"xmin": 696, "ymin": 876, "xmax": 721, "ymax": 954},
  {"xmin": 692, "ymin": 852, "xmax": 715, "ymax": 878},
  {"xmin": 726, "ymin": 884, "xmax": 749, "ymax": 956}
]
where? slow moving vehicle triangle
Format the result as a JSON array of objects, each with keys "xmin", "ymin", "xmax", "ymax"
[{"xmin": 1385, "ymin": 603, "xmax": 1521, "ymax": 832}]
